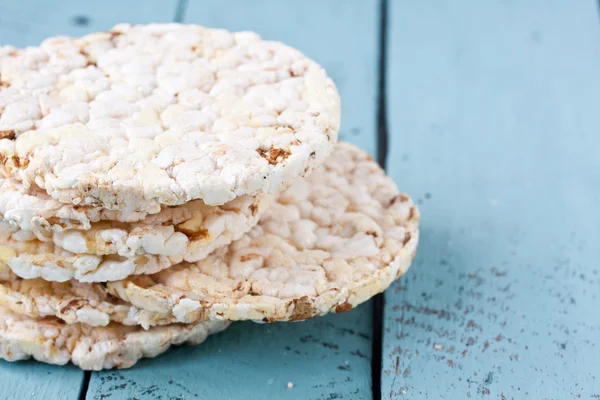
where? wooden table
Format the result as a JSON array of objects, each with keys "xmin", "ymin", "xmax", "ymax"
[{"xmin": 1, "ymin": 1, "xmax": 599, "ymax": 398}]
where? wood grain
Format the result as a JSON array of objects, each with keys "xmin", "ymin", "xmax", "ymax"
[{"xmin": 382, "ymin": 0, "xmax": 600, "ymax": 398}]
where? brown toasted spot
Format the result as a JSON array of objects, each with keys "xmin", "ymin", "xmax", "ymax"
[
  {"xmin": 60, "ymin": 299, "xmax": 84, "ymax": 314},
  {"xmin": 248, "ymin": 286, "xmax": 261, "ymax": 296},
  {"xmin": 45, "ymin": 217, "xmax": 69, "ymax": 229},
  {"xmin": 335, "ymin": 302, "xmax": 353, "ymax": 313},
  {"xmin": 289, "ymin": 296, "xmax": 316, "ymax": 321},
  {"xmin": 258, "ymin": 147, "xmax": 291, "ymax": 165},
  {"xmin": 240, "ymin": 254, "xmax": 260, "ymax": 262},
  {"xmin": 79, "ymin": 49, "xmax": 96, "ymax": 67},
  {"xmin": 290, "ymin": 140, "xmax": 300, "ymax": 146},
  {"xmin": 366, "ymin": 154, "xmax": 374, "ymax": 161},
  {"xmin": 133, "ymin": 256, "xmax": 150, "ymax": 268},
  {"xmin": 13, "ymin": 155, "xmax": 29, "ymax": 168},
  {"xmin": 366, "ymin": 230, "xmax": 379, "ymax": 238},
  {"xmin": 0, "ymin": 130, "xmax": 15, "ymax": 140},
  {"xmin": 408, "ymin": 207, "xmax": 415, "ymax": 221},
  {"xmin": 390, "ymin": 194, "xmax": 409, "ymax": 206},
  {"xmin": 8, "ymin": 50, "xmax": 18, "ymax": 57},
  {"xmin": 249, "ymin": 201, "xmax": 259, "ymax": 216},
  {"xmin": 402, "ymin": 231, "xmax": 412, "ymax": 246},
  {"xmin": 0, "ymin": 154, "xmax": 24, "ymax": 168},
  {"xmin": 177, "ymin": 227, "xmax": 210, "ymax": 241}
]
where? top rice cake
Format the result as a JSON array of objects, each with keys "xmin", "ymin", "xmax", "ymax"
[{"xmin": 0, "ymin": 23, "xmax": 340, "ymax": 213}]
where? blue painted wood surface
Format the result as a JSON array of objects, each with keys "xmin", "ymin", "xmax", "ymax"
[
  {"xmin": 88, "ymin": 305, "xmax": 373, "ymax": 400},
  {"xmin": 382, "ymin": 0, "xmax": 600, "ymax": 398},
  {"xmin": 0, "ymin": 0, "xmax": 179, "ymax": 48},
  {"xmin": 84, "ymin": 1, "xmax": 381, "ymax": 399},
  {"xmin": 0, "ymin": 360, "xmax": 83, "ymax": 400}
]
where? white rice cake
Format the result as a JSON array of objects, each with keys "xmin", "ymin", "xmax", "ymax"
[
  {"xmin": 0, "ymin": 306, "xmax": 229, "ymax": 370},
  {"xmin": 0, "ymin": 194, "xmax": 274, "ymax": 282},
  {"xmin": 0, "ymin": 23, "xmax": 340, "ymax": 212},
  {"xmin": 0, "ymin": 142, "xmax": 419, "ymax": 326}
]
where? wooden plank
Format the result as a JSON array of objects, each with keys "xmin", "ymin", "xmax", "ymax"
[
  {"xmin": 382, "ymin": 0, "xmax": 600, "ymax": 398},
  {"xmin": 0, "ymin": 361, "xmax": 84, "ymax": 400},
  {"xmin": 0, "ymin": 0, "xmax": 179, "ymax": 47},
  {"xmin": 88, "ymin": 305, "xmax": 373, "ymax": 400},
  {"xmin": 86, "ymin": 1, "xmax": 380, "ymax": 399},
  {"xmin": 0, "ymin": 2, "xmax": 179, "ymax": 400}
]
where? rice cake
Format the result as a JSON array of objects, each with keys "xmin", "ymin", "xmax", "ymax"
[
  {"xmin": 0, "ymin": 194, "xmax": 273, "ymax": 282},
  {"xmin": 0, "ymin": 142, "xmax": 419, "ymax": 326},
  {"xmin": 0, "ymin": 23, "xmax": 340, "ymax": 212},
  {"xmin": 0, "ymin": 306, "xmax": 229, "ymax": 370}
]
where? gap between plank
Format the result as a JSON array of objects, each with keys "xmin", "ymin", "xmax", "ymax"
[
  {"xmin": 174, "ymin": 0, "xmax": 189, "ymax": 23},
  {"xmin": 372, "ymin": 0, "xmax": 389, "ymax": 399},
  {"xmin": 78, "ymin": 372, "xmax": 91, "ymax": 400}
]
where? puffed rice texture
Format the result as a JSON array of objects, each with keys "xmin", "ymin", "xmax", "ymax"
[
  {"xmin": 0, "ymin": 306, "xmax": 229, "ymax": 370},
  {"xmin": 0, "ymin": 23, "xmax": 340, "ymax": 212},
  {"xmin": 0, "ymin": 142, "xmax": 419, "ymax": 326}
]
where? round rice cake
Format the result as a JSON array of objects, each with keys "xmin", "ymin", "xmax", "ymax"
[
  {"xmin": 0, "ymin": 194, "xmax": 274, "ymax": 282},
  {"xmin": 0, "ymin": 306, "xmax": 229, "ymax": 370},
  {"xmin": 0, "ymin": 23, "xmax": 340, "ymax": 212},
  {"xmin": 0, "ymin": 142, "xmax": 419, "ymax": 326},
  {"xmin": 0, "ymin": 176, "xmax": 270, "ymax": 231},
  {"xmin": 0, "ymin": 269, "xmax": 164, "ymax": 328},
  {"xmin": 0, "ymin": 178, "xmax": 148, "ymax": 230}
]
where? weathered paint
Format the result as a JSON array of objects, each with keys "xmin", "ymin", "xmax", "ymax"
[
  {"xmin": 88, "ymin": 305, "xmax": 373, "ymax": 400},
  {"xmin": 0, "ymin": 360, "xmax": 83, "ymax": 400},
  {"xmin": 382, "ymin": 0, "xmax": 600, "ymax": 398}
]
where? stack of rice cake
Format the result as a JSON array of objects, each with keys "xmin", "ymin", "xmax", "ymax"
[{"xmin": 0, "ymin": 24, "xmax": 419, "ymax": 370}]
